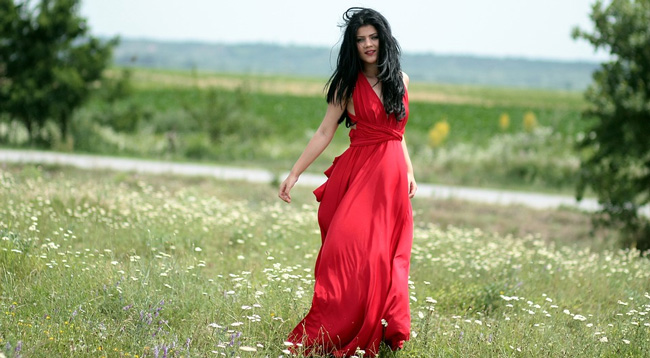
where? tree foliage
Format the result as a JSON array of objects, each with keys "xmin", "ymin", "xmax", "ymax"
[
  {"xmin": 0, "ymin": 0, "xmax": 116, "ymax": 141},
  {"xmin": 573, "ymin": 0, "xmax": 650, "ymax": 250}
]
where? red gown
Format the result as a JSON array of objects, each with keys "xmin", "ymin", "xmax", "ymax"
[{"xmin": 288, "ymin": 72, "xmax": 413, "ymax": 357}]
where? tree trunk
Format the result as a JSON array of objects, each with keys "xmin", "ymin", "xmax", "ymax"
[
  {"xmin": 24, "ymin": 118, "xmax": 34, "ymax": 144},
  {"xmin": 60, "ymin": 113, "xmax": 68, "ymax": 142}
]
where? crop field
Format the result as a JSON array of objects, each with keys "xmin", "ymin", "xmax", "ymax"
[
  {"xmin": 122, "ymin": 68, "xmax": 587, "ymax": 146},
  {"xmin": 1, "ymin": 165, "xmax": 648, "ymax": 357}
]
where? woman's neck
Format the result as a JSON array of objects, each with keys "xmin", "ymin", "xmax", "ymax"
[{"xmin": 362, "ymin": 64, "xmax": 379, "ymax": 79}]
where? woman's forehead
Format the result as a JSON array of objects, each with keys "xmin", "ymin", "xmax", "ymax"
[{"xmin": 356, "ymin": 25, "xmax": 378, "ymax": 36}]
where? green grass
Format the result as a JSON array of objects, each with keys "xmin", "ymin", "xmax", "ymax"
[{"xmin": 1, "ymin": 165, "xmax": 648, "ymax": 357}]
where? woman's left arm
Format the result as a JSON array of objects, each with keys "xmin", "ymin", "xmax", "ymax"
[
  {"xmin": 402, "ymin": 136, "xmax": 417, "ymax": 199},
  {"xmin": 401, "ymin": 71, "xmax": 417, "ymax": 198}
]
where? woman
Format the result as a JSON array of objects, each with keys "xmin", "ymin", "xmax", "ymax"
[{"xmin": 278, "ymin": 7, "xmax": 416, "ymax": 357}]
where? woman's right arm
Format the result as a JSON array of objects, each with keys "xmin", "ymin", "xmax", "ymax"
[{"xmin": 278, "ymin": 101, "xmax": 345, "ymax": 203}]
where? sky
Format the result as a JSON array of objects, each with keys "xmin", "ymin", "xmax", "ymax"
[{"xmin": 79, "ymin": 0, "xmax": 609, "ymax": 62}]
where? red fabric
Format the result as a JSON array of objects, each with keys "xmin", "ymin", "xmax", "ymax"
[{"xmin": 289, "ymin": 72, "xmax": 413, "ymax": 357}]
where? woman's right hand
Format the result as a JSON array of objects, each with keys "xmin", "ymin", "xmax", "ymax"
[{"xmin": 278, "ymin": 174, "xmax": 299, "ymax": 203}]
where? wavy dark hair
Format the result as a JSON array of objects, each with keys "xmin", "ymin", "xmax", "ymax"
[{"xmin": 326, "ymin": 7, "xmax": 405, "ymax": 127}]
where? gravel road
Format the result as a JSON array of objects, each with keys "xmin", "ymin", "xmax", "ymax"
[{"xmin": 4, "ymin": 148, "xmax": 644, "ymax": 216}]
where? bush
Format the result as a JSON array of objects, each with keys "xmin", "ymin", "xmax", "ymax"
[
  {"xmin": 182, "ymin": 133, "xmax": 215, "ymax": 160},
  {"xmin": 417, "ymin": 127, "xmax": 579, "ymax": 189},
  {"xmin": 0, "ymin": 119, "xmax": 29, "ymax": 146}
]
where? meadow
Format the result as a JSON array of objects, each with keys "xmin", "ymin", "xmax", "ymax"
[{"xmin": 1, "ymin": 165, "xmax": 648, "ymax": 357}]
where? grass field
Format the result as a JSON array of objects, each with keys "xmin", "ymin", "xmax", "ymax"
[{"xmin": 1, "ymin": 165, "xmax": 648, "ymax": 357}]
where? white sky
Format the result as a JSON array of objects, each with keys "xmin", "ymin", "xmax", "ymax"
[{"xmin": 79, "ymin": 0, "xmax": 609, "ymax": 62}]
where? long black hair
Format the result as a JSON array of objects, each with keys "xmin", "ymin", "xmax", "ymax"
[{"xmin": 326, "ymin": 7, "xmax": 405, "ymax": 127}]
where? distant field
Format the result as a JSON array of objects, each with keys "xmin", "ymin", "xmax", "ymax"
[
  {"xmin": 0, "ymin": 67, "xmax": 589, "ymax": 192},
  {"xmin": 114, "ymin": 68, "xmax": 587, "ymax": 149},
  {"xmin": 124, "ymin": 68, "xmax": 586, "ymax": 109}
]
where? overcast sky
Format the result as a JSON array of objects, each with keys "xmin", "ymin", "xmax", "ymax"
[{"xmin": 80, "ymin": 0, "xmax": 609, "ymax": 62}]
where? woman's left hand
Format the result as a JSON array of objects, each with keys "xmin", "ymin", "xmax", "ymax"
[{"xmin": 407, "ymin": 173, "xmax": 417, "ymax": 199}]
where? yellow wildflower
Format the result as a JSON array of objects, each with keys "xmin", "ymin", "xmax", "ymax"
[
  {"xmin": 428, "ymin": 119, "xmax": 451, "ymax": 148},
  {"xmin": 523, "ymin": 111, "xmax": 538, "ymax": 132}
]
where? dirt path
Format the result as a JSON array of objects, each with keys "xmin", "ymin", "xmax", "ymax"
[{"xmin": 2, "ymin": 148, "xmax": 638, "ymax": 215}]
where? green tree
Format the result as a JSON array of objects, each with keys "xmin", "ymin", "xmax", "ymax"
[
  {"xmin": 573, "ymin": 0, "xmax": 650, "ymax": 250},
  {"xmin": 0, "ymin": 0, "xmax": 116, "ymax": 142}
]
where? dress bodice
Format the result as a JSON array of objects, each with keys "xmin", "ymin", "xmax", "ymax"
[{"xmin": 347, "ymin": 72, "xmax": 409, "ymax": 147}]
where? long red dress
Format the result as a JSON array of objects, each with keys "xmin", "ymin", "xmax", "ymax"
[{"xmin": 287, "ymin": 72, "xmax": 413, "ymax": 357}]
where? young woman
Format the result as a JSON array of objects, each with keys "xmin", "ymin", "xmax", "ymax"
[{"xmin": 278, "ymin": 7, "xmax": 416, "ymax": 357}]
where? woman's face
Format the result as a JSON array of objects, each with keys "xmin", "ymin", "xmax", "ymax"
[{"xmin": 356, "ymin": 25, "xmax": 380, "ymax": 66}]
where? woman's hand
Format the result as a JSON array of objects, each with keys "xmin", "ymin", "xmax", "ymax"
[
  {"xmin": 407, "ymin": 173, "xmax": 417, "ymax": 199},
  {"xmin": 278, "ymin": 174, "xmax": 299, "ymax": 203}
]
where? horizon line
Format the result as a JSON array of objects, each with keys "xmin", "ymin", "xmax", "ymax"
[{"xmin": 109, "ymin": 36, "xmax": 607, "ymax": 65}]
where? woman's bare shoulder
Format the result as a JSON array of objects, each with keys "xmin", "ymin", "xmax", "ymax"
[{"xmin": 402, "ymin": 71, "xmax": 410, "ymax": 88}]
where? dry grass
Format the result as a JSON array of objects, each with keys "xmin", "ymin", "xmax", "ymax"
[{"xmin": 412, "ymin": 198, "xmax": 617, "ymax": 251}]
